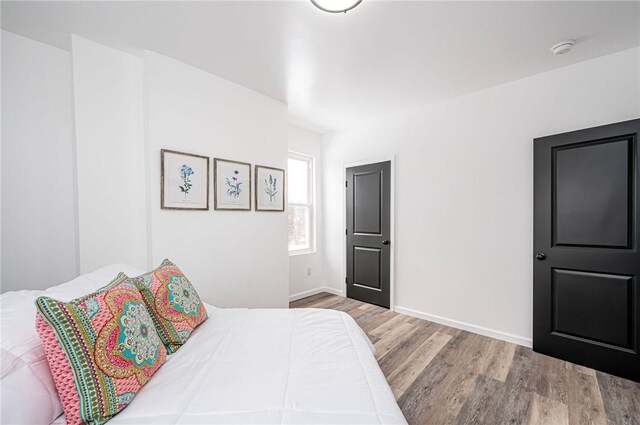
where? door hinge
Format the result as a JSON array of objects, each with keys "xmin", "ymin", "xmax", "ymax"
[
  {"xmin": 345, "ymin": 180, "xmax": 348, "ymax": 187},
  {"xmin": 345, "ymin": 277, "xmax": 348, "ymax": 284},
  {"xmin": 345, "ymin": 228, "xmax": 348, "ymax": 235}
]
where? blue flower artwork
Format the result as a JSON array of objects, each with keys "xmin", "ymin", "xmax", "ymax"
[
  {"xmin": 179, "ymin": 164, "xmax": 194, "ymax": 199},
  {"xmin": 225, "ymin": 170, "xmax": 243, "ymax": 198},
  {"xmin": 214, "ymin": 159, "xmax": 251, "ymax": 210},
  {"xmin": 162, "ymin": 150, "xmax": 209, "ymax": 210},
  {"xmin": 264, "ymin": 174, "xmax": 278, "ymax": 203},
  {"xmin": 255, "ymin": 166, "xmax": 284, "ymax": 211}
]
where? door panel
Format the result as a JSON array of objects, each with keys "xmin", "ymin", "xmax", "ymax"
[
  {"xmin": 346, "ymin": 161, "xmax": 391, "ymax": 308},
  {"xmin": 552, "ymin": 269, "xmax": 633, "ymax": 349},
  {"xmin": 354, "ymin": 171, "xmax": 382, "ymax": 234},
  {"xmin": 554, "ymin": 138, "xmax": 631, "ymax": 248},
  {"xmin": 534, "ymin": 118, "xmax": 640, "ymax": 382},
  {"xmin": 354, "ymin": 247, "xmax": 381, "ymax": 289}
]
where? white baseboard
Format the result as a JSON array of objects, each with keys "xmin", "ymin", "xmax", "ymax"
[
  {"xmin": 394, "ymin": 305, "xmax": 532, "ymax": 348},
  {"xmin": 289, "ymin": 286, "xmax": 345, "ymax": 302}
]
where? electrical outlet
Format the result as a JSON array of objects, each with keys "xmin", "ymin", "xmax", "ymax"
[{"xmin": 307, "ymin": 268, "xmax": 312, "ymax": 276}]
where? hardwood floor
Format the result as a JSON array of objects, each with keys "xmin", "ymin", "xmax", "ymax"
[{"xmin": 290, "ymin": 293, "xmax": 640, "ymax": 425}]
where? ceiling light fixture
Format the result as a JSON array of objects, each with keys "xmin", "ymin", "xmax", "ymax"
[
  {"xmin": 550, "ymin": 39, "xmax": 575, "ymax": 55},
  {"xmin": 310, "ymin": 0, "xmax": 363, "ymax": 13}
]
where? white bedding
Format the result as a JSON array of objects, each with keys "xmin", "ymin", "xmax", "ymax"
[{"xmin": 1, "ymin": 265, "xmax": 406, "ymax": 424}]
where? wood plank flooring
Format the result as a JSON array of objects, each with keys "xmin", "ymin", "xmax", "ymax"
[{"xmin": 290, "ymin": 293, "xmax": 640, "ymax": 425}]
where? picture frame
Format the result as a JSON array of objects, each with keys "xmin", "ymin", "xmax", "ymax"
[
  {"xmin": 255, "ymin": 165, "xmax": 285, "ymax": 212},
  {"xmin": 161, "ymin": 149, "xmax": 210, "ymax": 210},
  {"xmin": 214, "ymin": 158, "xmax": 252, "ymax": 211}
]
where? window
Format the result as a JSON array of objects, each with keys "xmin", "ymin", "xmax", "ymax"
[{"xmin": 288, "ymin": 152, "xmax": 315, "ymax": 254}]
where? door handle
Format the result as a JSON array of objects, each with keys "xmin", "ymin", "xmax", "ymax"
[
  {"xmin": 535, "ymin": 253, "xmax": 546, "ymax": 261},
  {"xmin": 382, "ymin": 240, "xmax": 390, "ymax": 246}
]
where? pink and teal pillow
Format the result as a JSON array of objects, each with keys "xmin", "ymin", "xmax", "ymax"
[
  {"xmin": 129, "ymin": 259, "xmax": 208, "ymax": 354},
  {"xmin": 35, "ymin": 273, "xmax": 167, "ymax": 425}
]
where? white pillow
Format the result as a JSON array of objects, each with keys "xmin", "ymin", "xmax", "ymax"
[
  {"xmin": 1, "ymin": 290, "xmax": 61, "ymax": 425},
  {"xmin": 0, "ymin": 264, "xmax": 145, "ymax": 424}
]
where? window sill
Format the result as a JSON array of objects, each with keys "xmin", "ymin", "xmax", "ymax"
[{"xmin": 289, "ymin": 249, "xmax": 317, "ymax": 257}]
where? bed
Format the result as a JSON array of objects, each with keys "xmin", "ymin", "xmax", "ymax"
[{"xmin": 1, "ymin": 264, "xmax": 406, "ymax": 424}]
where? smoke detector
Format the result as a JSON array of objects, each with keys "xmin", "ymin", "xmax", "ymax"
[{"xmin": 551, "ymin": 39, "xmax": 575, "ymax": 55}]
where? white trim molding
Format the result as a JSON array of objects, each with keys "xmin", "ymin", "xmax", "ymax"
[
  {"xmin": 289, "ymin": 286, "xmax": 345, "ymax": 303},
  {"xmin": 395, "ymin": 305, "xmax": 533, "ymax": 348},
  {"xmin": 287, "ymin": 150, "xmax": 316, "ymax": 256}
]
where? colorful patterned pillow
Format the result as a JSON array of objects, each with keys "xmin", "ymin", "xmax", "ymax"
[
  {"xmin": 129, "ymin": 259, "xmax": 208, "ymax": 353},
  {"xmin": 35, "ymin": 273, "xmax": 167, "ymax": 425}
]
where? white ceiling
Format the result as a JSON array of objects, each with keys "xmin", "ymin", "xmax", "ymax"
[{"xmin": 2, "ymin": 1, "xmax": 639, "ymax": 133}]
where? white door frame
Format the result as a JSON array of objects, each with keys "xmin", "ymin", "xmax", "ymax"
[{"xmin": 342, "ymin": 155, "xmax": 396, "ymax": 311}]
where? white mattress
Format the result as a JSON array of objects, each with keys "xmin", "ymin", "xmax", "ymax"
[{"xmin": 2, "ymin": 264, "xmax": 406, "ymax": 424}]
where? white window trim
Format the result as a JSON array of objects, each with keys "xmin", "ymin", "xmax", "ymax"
[{"xmin": 288, "ymin": 151, "xmax": 316, "ymax": 256}]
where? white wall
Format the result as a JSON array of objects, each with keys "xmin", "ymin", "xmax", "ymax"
[
  {"xmin": 322, "ymin": 47, "xmax": 640, "ymax": 346},
  {"xmin": 72, "ymin": 36, "xmax": 148, "ymax": 274},
  {"xmin": 2, "ymin": 33, "xmax": 290, "ymax": 307},
  {"xmin": 287, "ymin": 125, "xmax": 331, "ymax": 300},
  {"xmin": 1, "ymin": 31, "xmax": 78, "ymax": 291},
  {"xmin": 144, "ymin": 51, "xmax": 289, "ymax": 308}
]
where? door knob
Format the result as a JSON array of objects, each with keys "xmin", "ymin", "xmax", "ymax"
[
  {"xmin": 382, "ymin": 240, "xmax": 390, "ymax": 245},
  {"xmin": 536, "ymin": 253, "xmax": 546, "ymax": 261}
]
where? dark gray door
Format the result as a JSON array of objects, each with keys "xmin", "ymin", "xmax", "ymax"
[
  {"xmin": 346, "ymin": 161, "xmax": 391, "ymax": 308},
  {"xmin": 533, "ymin": 118, "xmax": 640, "ymax": 382}
]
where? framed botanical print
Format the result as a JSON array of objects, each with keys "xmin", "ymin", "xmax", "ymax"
[
  {"xmin": 255, "ymin": 165, "xmax": 285, "ymax": 212},
  {"xmin": 214, "ymin": 158, "xmax": 252, "ymax": 210},
  {"xmin": 161, "ymin": 149, "xmax": 209, "ymax": 210}
]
